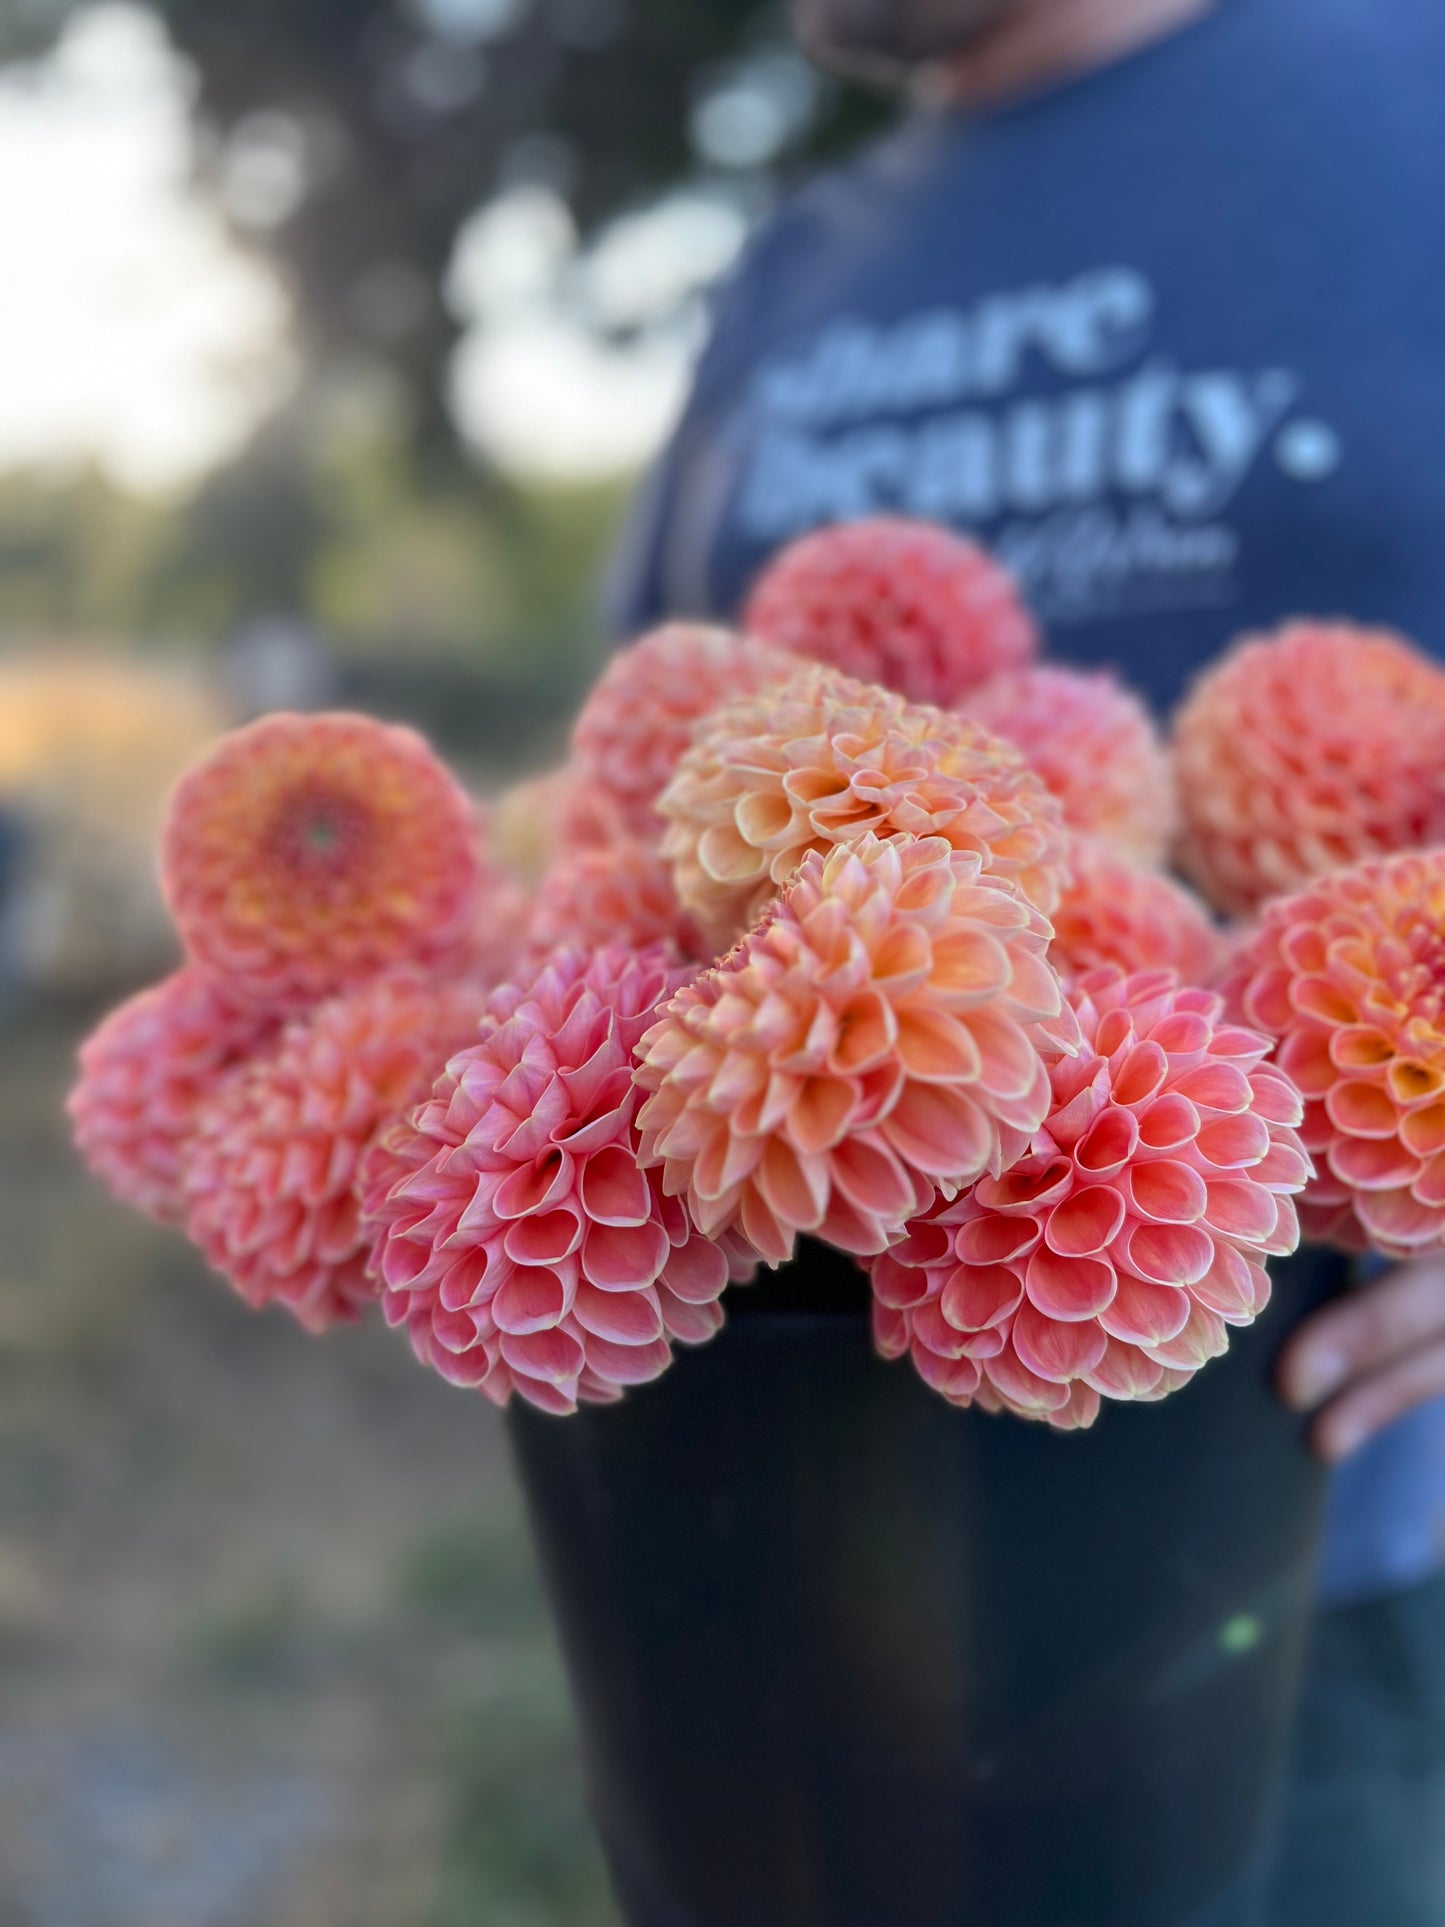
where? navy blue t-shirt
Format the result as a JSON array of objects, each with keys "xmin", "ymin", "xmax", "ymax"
[{"xmin": 608, "ymin": 0, "xmax": 1445, "ymax": 1602}]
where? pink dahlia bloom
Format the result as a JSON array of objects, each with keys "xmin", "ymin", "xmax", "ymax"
[
  {"xmin": 528, "ymin": 839, "xmax": 706, "ymax": 961},
  {"xmin": 568, "ymin": 625, "xmax": 799, "ymax": 845},
  {"xmin": 1172, "ymin": 622, "xmax": 1445, "ymax": 916},
  {"xmin": 185, "ymin": 970, "xmax": 485, "ymax": 1332},
  {"xmin": 161, "ymin": 711, "xmax": 487, "ymax": 1011},
  {"xmin": 634, "ymin": 832, "xmax": 1077, "ymax": 1267},
  {"xmin": 68, "ymin": 968, "xmax": 279, "ymax": 1224},
  {"xmin": 870, "ymin": 968, "xmax": 1310, "ymax": 1429},
  {"xmin": 743, "ymin": 517, "xmax": 1037, "ymax": 709},
  {"xmin": 364, "ymin": 943, "xmax": 753, "ymax": 1415},
  {"xmin": 965, "ymin": 664, "xmax": 1177, "ymax": 868},
  {"xmin": 1050, "ymin": 838, "xmax": 1223, "ymax": 984},
  {"xmin": 1224, "ymin": 849, "xmax": 1445, "ymax": 1256},
  {"xmin": 659, "ymin": 662, "xmax": 1068, "ymax": 953}
]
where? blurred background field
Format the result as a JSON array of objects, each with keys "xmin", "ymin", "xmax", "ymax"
[{"xmin": 0, "ymin": 1, "xmax": 881, "ymax": 1919}]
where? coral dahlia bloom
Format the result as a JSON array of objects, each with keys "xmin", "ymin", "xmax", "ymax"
[
  {"xmin": 634, "ymin": 832, "xmax": 1077, "ymax": 1267},
  {"xmin": 659, "ymin": 663, "xmax": 1068, "ymax": 952},
  {"xmin": 871, "ymin": 968, "xmax": 1310, "ymax": 1428},
  {"xmin": 528, "ymin": 839, "xmax": 705, "ymax": 961},
  {"xmin": 743, "ymin": 517, "xmax": 1037, "ymax": 709},
  {"xmin": 1172, "ymin": 622, "xmax": 1445, "ymax": 916},
  {"xmin": 569, "ymin": 625, "xmax": 799, "ymax": 845},
  {"xmin": 365, "ymin": 944, "xmax": 752, "ymax": 1415},
  {"xmin": 1050, "ymin": 838, "xmax": 1223, "ymax": 984},
  {"xmin": 185, "ymin": 971, "xmax": 484, "ymax": 1332},
  {"xmin": 68, "ymin": 969, "xmax": 279, "ymax": 1224},
  {"xmin": 1224, "ymin": 849, "xmax": 1445, "ymax": 1256},
  {"xmin": 965, "ymin": 665, "xmax": 1177, "ymax": 867},
  {"xmin": 161, "ymin": 711, "xmax": 485, "ymax": 1010}
]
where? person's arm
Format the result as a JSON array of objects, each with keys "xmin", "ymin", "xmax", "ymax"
[{"xmin": 1281, "ymin": 1261, "xmax": 1445, "ymax": 1459}]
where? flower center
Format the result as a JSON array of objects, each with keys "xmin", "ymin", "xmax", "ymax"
[{"xmin": 268, "ymin": 785, "xmax": 373, "ymax": 893}]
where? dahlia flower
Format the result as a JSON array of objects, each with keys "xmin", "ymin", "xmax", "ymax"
[
  {"xmin": 870, "ymin": 968, "xmax": 1310, "ymax": 1428},
  {"xmin": 659, "ymin": 663, "xmax": 1068, "ymax": 952},
  {"xmin": 1224, "ymin": 849, "xmax": 1445, "ymax": 1256},
  {"xmin": 743, "ymin": 517, "xmax": 1037, "ymax": 709},
  {"xmin": 1172, "ymin": 622, "xmax": 1445, "ymax": 916},
  {"xmin": 634, "ymin": 832, "xmax": 1077, "ymax": 1267},
  {"xmin": 161, "ymin": 711, "xmax": 486, "ymax": 1010},
  {"xmin": 528, "ymin": 839, "xmax": 705, "ymax": 961},
  {"xmin": 68, "ymin": 969, "xmax": 279, "ymax": 1224},
  {"xmin": 568, "ymin": 624, "xmax": 799, "ymax": 845},
  {"xmin": 185, "ymin": 971, "xmax": 484, "ymax": 1332},
  {"xmin": 365, "ymin": 944, "xmax": 753, "ymax": 1415},
  {"xmin": 965, "ymin": 664, "xmax": 1177, "ymax": 867},
  {"xmin": 1050, "ymin": 838, "xmax": 1223, "ymax": 984}
]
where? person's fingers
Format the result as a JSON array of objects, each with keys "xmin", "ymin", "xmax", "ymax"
[
  {"xmin": 1278, "ymin": 1261, "xmax": 1445, "ymax": 1412},
  {"xmin": 1309, "ymin": 1339, "xmax": 1445, "ymax": 1462}
]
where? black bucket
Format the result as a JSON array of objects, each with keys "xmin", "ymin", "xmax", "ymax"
[{"xmin": 507, "ymin": 1244, "xmax": 1339, "ymax": 1927}]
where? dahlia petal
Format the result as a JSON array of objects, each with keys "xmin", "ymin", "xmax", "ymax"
[
  {"xmin": 499, "ymin": 1324, "xmax": 586, "ymax": 1384},
  {"xmin": 578, "ymin": 1143, "xmax": 655, "ymax": 1227},
  {"xmin": 581, "ymin": 1216, "xmax": 671, "ymax": 1291},
  {"xmin": 940, "ymin": 1261, "xmax": 1025, "ymax": 1332},
  {"xmin": 1119, "ymin": 1220, "xmax": 1216, "ymax": 1289},
  {"xmin": 658, "ymin": 1291, "xmax": 726, "ymax": 1345},
  {"xmin": 571, "ymin": 1279, "xmax": 664, "ymax": 1346},
  {"xmin": 1011, "ymin": 1297, "xmax": 1109, "ymax": 1384},
  {"xmin": 492, "ymin": 1267, "xmax": 569, "ymax": 1334},
  {"xmin": 1127, "ymin": 1160, "xmax": 1209, "ymax": 1226},
  {"xmin": 1044, "ymin": 1185, "xmax": 1127, "ymax": 1258},
  {"xmin": 1099, "ymin": 1270, "xmax": 1194, "ymax": 1345},
  {"xmin": 1327, "ymin": 1135, "xmax": 1423, "ymax": 1192},
  {"xmin": 1025, "ymin": 1246, "xmax": 1117, "ymax": 1320}
]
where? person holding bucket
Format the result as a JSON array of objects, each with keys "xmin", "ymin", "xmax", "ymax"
[{"xmin": 608, "ymin": 0, "xmax": 1445, "ymax": 1918}]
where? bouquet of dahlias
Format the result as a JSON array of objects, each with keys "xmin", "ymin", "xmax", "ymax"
[{"xmin": 74, "ymin": 515, "xmax": 1445, "ymax": 1435}]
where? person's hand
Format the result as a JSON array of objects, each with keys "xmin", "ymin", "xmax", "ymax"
[{"xmin": 1279, "ymin": 1259, "xmax": 1445, "ymax": 1460}]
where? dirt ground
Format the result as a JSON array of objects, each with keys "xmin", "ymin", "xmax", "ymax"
[{"xmin": 0, "ymin": 1003, "xmax": 618, "ymax": 1927}]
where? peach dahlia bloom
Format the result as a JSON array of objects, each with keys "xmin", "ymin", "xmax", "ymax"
[
  {"xmin": 68, "ymin": 969, "xmax": 279, "ymax": 1224},
  {"xmin": 568, "ymin": 624, "xmax": 799, "ymax": 845},
  {"xmin": 1172, "ymin": 622, "xmax": 1445, "ymax": 916},
  {"xmin": 1050, "ymin": 838, "xmax": 1223, "ymax": 984},
  {"xmin": 161, "ymin": 711, "xmax": 486, "ymax": 1011},
  {"xmin": 743, "ymin": 517, "xmax": 1037, "ymax": 709},
  {"xmin": 870, "ymin": 969, "xmax": 1310, "ymax": 1429},
  {"xmin": 185, "ymin": 971, "xmax": 484, "ymax": 1332},
  {"xmin": 965, "ymin": 664, "xmax": 1177, "ymax": 867},
  {"xmin": 1224, "ymin": 849, "xmax": 1445, "ymax": 1257},
  {"xmin": 365, "ymin": 944, "xmax": 753, "ymax": 1415},
  {"xmin": 634, "ymin": 832, "xmax": 1077, "ymax": 1267},
  {"xmin": 659, "ymin": 663, "xmax": 1068, "ymax": 953}
]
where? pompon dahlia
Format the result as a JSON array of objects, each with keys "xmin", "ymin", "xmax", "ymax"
[
  {"xmin": 634, "ymin": 832, "xmax": 1077, "ymax": 1267},
  {"xmin": 184, "ymin": 971, "xmax": 485, "ymax": 1332},
  {"xmin": 1050, "ymin": 838, "xmax": 1223, "ymax": 983},
  {"xmin": 1224, "ymin": 849, "xmax": 1445, "ymax": 1257},
  {"xmin": 1172, "ymin": 622, "xmax": 1445, "ymax": 916},
  {"xmin": 528, "ymin": 839, "xmax": 705, "ymax": 961},
  {"xmin": 742, "ymin": 517, "xmax": 1037, "ymax": 709},
  {"xmin": 658, "ymin": 662, "xmax": 1068, "ymax": 952},
  {"xmin": 68, "ymin": 969, "xmax": 279, "ymax": 1224},
  {"xmin": 965, "ymin": 664, "xmax": 1177, "ymax": 867},
  {"xmin": 161, "ymin": 711, "xmax": 486, "ymax": 1010},
  {"xmin": 364, "ymin": 943, "xmax": 753, "ymax": 1415},
  {"xmin": 870, "ymin": 968, "xmax": 1310, "ymax": 1429},
  {"xmin": 568, "ymin": 624, "xmax": 799, "ymax": 845}
]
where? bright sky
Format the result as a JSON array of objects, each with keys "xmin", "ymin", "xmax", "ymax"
[
  {"xmin": 0, "ymin": 3, "xmax": 750, "ymax": 493},
  {"xmin": 0, "ymin": 5, "xmax": 291, "ymax": 492}
]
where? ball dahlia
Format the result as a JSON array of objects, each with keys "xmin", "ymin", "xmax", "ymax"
[
  {"xmin": 365, "ymin": 943, "xmax": 753, "ymax": 1415},
  {"xmin": 1224, "ymin": 849, "xmax": 1445, "ymax": 1256},
  {"xmin": 184, "ymin": 970, "xmax": 485, "ymax": 1332},
  {"xmin": 1050, "ymin": 838, "xmax": 1223, "ymax": 984},
  {"xmin": 743, "ymin": 517, "xmax": 1037, "ymax": 709},
  {"xmin": 1172, "ymin": 622, "xmax": 1445, "ymax": 916},
  {"xmin": 965, "ymin": 664, "xmax": 1177, "ymax": 867},
  {"xmin": 870, "ymin": 968, "xmax": 1310, "ymax": 1428},
  {"xmin": 634, "ymin": 832, "xmax": 1077, "ymax": 1267},
  {"xmin": 68, "ymin": 969, "xmax": 279, "ymax": 1224},
  {"xmin": 568, "ymin": 624, "xmax": 799, "ymax": 845},
  {"xmin": 161, "ymin": 711, "xmax": 486, "ymax": 1010},
  {"xmin": 528, "ymin": 839, "xmax": 705, "ymax": 961},
  {"xmin": 659, "ymin": 663, "xmax": 1069, "ymax": 953}
]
